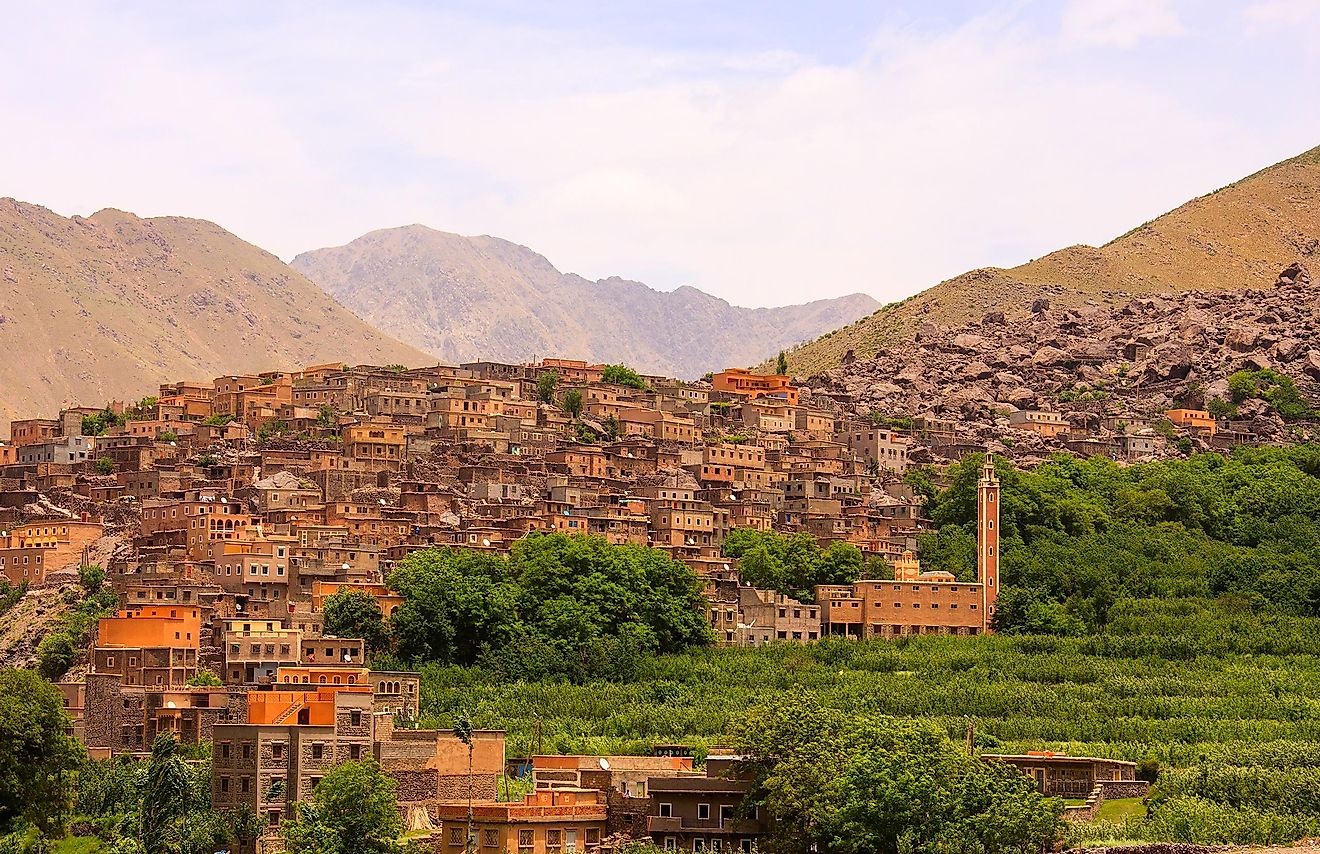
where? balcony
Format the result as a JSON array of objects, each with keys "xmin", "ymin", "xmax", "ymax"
[{"xmin": 647, "ymin": 816, "xmax": 759, "ymax": 835}]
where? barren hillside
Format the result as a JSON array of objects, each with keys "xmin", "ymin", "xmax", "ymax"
[
  {"xmin": 781, "ymin": 145, "xmax": 1320, "ymax": 375},
  {"xmin": 292, "ymin": 226, "xmax": 879, "ymax": 379},
  {"xmin": 0, "ymin": 200, "xmax": 430, "ymax": 425}
]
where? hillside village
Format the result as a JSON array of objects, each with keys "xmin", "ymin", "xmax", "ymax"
[{"xmin": 0, "ymin": 345, "xmax": 1292, "ymax": 851}]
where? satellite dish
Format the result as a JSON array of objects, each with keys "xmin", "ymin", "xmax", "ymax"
[
  {"xmin": 379, "ymin": 499, "xmax": 387, "ymax": 506},
  {"xmin": 166, "ymin": 701, "xmax": 177, "ymax": 709},
  {"xmin": 482, "ymin": 539, "xmax": 491, "ymax": 547},
  {"xmin": 220, "ymin": 498, "xmax": 227, "ymax": 504},
  {"xmin": 599, "ymin": 758, "xmax": 610, "ymax": 770},
  {"xmin": 344, "ymin": 654, "xmax": 352, "ymax": 662},
  {"xmin": 235, "ymin": 602, "xmax": 243, "ymax": 611}
]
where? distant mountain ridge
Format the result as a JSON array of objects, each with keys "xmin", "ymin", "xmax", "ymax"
[
  {"xmin": 0, "ymin": 199, "xmax": 430, "ymax": 425},
  {"xmin": 779, "ymin": 144, "xmax": 1320, "ymax": 375},
  {"xmin": 290, "ymin": 226, "xmax": 879, "ymax": 379}
]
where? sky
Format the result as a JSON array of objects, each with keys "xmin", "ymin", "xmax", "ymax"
[{"xmin": 3, "ymin": 0, "xmax": 1320, "ymax": 308}]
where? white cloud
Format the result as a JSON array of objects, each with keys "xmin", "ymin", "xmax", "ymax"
[
  {"xmin": 1244, "ymin": 0, "xmax": 1320, "ymax": 28},
  {"xmin": 0, "ymin": 3, "xmax": 1316, "ymax": 311},
  {"xmin": 1061, "ymin": 0, "xmax": 1185, "ymax": 48}
]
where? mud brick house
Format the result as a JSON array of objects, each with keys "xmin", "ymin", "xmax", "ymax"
[
  {"xmin": 817, "ymin": 457, "xmax": 1000, "ymax": 636},
  {"xmin": 221, "ymin": 619, "xmax": 302, "ymax": 684},
  {"xmin": 433, "ymin": 788, "xmax": 608, "ymax": 854},
  {"xmin": 1165, "ymin": 408, "xmax": 1217, "ymax": 436},
  {"xmin": 707, "ymin": 580, "xmax": 820, "ymax": 646},
  {"xmin": 0, "ymin": 519, "xmax": 102, "ymax": 585},
  {"xmin": 711, "ymin": 368, "xmax": 799, "ymax": 406},
  {"xmin": 376, "ymin": 728, "xmax": 505, "ymax": 808},
  {"xmin": 646, "ymin": 756, "xmax": 767, "ymax": 853},
  {"xmin": 94, "ymin": 605, "xmax": 202, "ymax": 686},
  {"xmin": 842, "ymin": 426, "xmax": 910, "ymax": 474},
  {"xmin": 1007, "ymin": 409, "xmax": 1070, "ymax": 438},
  {"xmin": 982, "ymin": 752, "xmax": 1140, "ymax": 798},
  {"xmin": 82, "ymin": 677, "xmax": 241, "ymax": 757},
  {"xmin": 211, "ymin": 687, "xmax": 375, "ymax": 829},
  {"xmin": 533, "ymin": 754, "xmax": 697, "ymax": 837}
]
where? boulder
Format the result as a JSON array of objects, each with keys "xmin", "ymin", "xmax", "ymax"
[{"xmin": 1031, "ymin": 346, "xmax": 1068, "ymax": 366}]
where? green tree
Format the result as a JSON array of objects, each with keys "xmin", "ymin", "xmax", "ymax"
[
  {"xmin": 36, "ymin": 633, "xmax": 78, "ymax": 681},
  {"xmin": 95, "ymin": 457, "xmax": 115, "ymax": 475},
  {"xmin": 185, "ymin": 669, "xmax": 223, "ymax": 687},
  {"xmin": 736, "ymin": 694, "xmax": 1062, "ymax": 854},
  {"xmin": 563, "ymin": 389, "xmax": 584, "ymax": 419},
  {"xmin": 323, "ymin": 590, "xmax": 390, "ymax": 655},
  {"xmin": 0, "ymin": 670, "xmax": 82, "ymax": 836},
  {"xmin": 722, "ymin": 529, "xmax": 862, "ymax": 602},
  {"xmin": 388, "ymin": 534, "xmax": 711, "ymax": 671},
  {"xmin": 78, "ymin": 564, "xmax": 106, "ymax": 594},
  {"xmin": 602, "ymin": 414, "xmax": 621, "ymax": 441},
  {"xmin": 536, "ymin": 371, "xmax": 560, "ymax": 404},
  {"xmin": 140, "ymin": 733, "xmax": 193, "ymax": 853},
  {"xmin": 776, "ymin": 350, "xmax": 789, "ymax": 376},
  {"xmin": 316, "ymin": 404, "xmax": 338, "ymax": 428},
  {"xmin": 283, "ymin": 760, "xmax": 404, "ymax": 854},
  {"xmin": 601, "ymin": 364, "xmax": 649, "ymax": 390}
]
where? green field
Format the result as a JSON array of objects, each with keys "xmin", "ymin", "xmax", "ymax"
[{"xmin": 415, "ymin": 599, "xmax": 1320, "ymax": 846}]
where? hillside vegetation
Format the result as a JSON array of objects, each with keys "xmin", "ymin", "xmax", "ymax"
[
  {"xmin": 782, "ymin": 145, "xmax": 1320, "ymax": 374},
  {"xmin": 390, "ymin": 446, "xmax": 1320, "ymax": 847}
]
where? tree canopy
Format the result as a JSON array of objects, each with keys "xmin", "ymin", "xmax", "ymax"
[
  {"xmin": 282, "ymin": 760, "xmax": 404, "ymax": 854},
  {"xmin": 722, "ymin": 528, "xmax": 864, "ymax": 602},
  {"xmin": 388, "ymin": 533, "xmax": 712, "ymax": 677},
  {"xmin": 601, "ymin": 364, "xmax": 649, "ymax": 390},
  {"xmin": 736, "ymin": 693, "xmax": 1062, "ymax": 854},
  {"xmin": 0, "ymin": 669, "xmax": 82, "ymax": 837},
  {"xmin": 916, "ymin": 448, "xmax": 1320, "ymax": 634},
  {"xmin": 322, "ymin": 590, "xmax": 390, "ymax": 655}
]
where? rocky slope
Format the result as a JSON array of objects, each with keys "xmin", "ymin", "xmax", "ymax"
[
  {"xmin": 0, "ymin": 199, "xmax": 431, "ymax": 426},
  {"xmin": 783, "ymin": 145, "xmax": 1320, "ymax": 375},
  {"xmin": 805, "ymin": 263, "xmax": 1320, "ymax": 464},
  {"xmin": 291, "ymin": 226, "xmax": 879, "ymax": 379}
]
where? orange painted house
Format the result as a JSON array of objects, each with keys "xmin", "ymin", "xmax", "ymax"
[{"xmin": 711, "ymin": 368, "xmax": 799, "ymax": 405}]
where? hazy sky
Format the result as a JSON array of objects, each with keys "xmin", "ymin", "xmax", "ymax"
[{"xmin": 4, "ymin": 0, "xmax": 1320, "ymax": 307}]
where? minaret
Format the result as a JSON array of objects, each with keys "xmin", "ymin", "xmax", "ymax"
[{"xmin": 977, "ymin": 454, "xmax": 1000, "ymax": 631}]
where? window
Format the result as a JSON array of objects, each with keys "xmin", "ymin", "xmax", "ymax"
[
  {"xmin": 242, "ymin": 743, "xmax": 251, "ymax": 759},
  {"xmin": 450, "ymin": 827, "xmax": 466, "ymax": 845},
  {"xmin": 220, "ymin": 776, "xmax": 230, "ymax": 793},
  {"xmin": 350, "ymin": 744, "xmax": 362, "ymax": 760},
  {"xmin": 518, "ymin": 829, "xmax": 534, "ymax": 848},
  {"xmin": 720, "ymin": 804, "xmax": 734, "ymax": 826},
  {"xmin": 311, "ymin": 744, "xmax": 323, "ymax": 760},
  {"xmin": 484, "ymin": 829, "xmax": 500, "ymax": 848},
  {"xmin": 272, "ymin": 742, "xmax": 284, "ymax": 759},
  {"xmin": 350, "ymin": 710, "xmax": 362, "ymax": 726},
  {"xmin": 698, "ymin": 803, "xmax": 711, "ymax": 821},
  {"xmin": 659, "ymin": 803, "xmax": 673, "ymax": 817}
]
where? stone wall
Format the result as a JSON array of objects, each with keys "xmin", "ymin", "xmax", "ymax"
[{"xmin": 1098, "ymin": 779, "xmax": 1150, "ymax": 800}]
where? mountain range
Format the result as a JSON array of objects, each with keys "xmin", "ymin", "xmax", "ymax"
[
  {"xmin": 0, "ymin": 200, "xmax": 429, "ymax": 426},
  {"xmin": 779, "ymin": 145, "xmax": 1320, "ymax": 375},
  {"xmin": 290, "ymin": 226, "xmax": 878, "ymax": 379}
]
